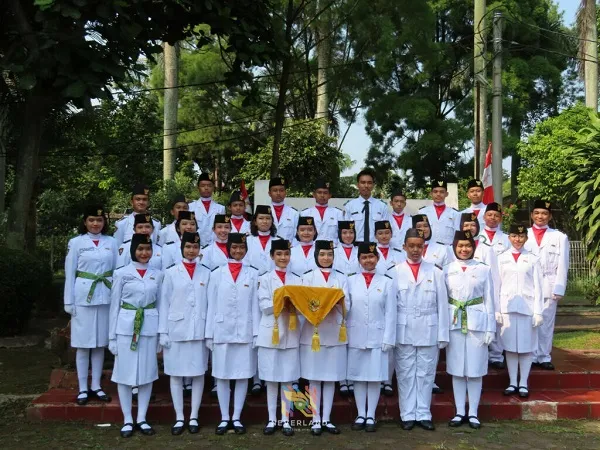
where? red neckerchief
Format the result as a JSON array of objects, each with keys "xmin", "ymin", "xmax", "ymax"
[
  {"xmin": 378, "ymin": 247, "xmax": 389, "ymax": 259},
  {"xmin": 392, "ymin": 214, "xmax": 404, "ymax": 229},
  {"xmin": 216, "ymin": 242, "xmax": 228, "ymax": 257},
  {"xmin": 228, "ymin": 262, "xmax": 242, "ymax": 282},
  {"xmin": 512, "ymin": 252, "xmax": 521, "ymax": 262},
  {"xmin": 461, "ymin": 266, "xmax": 467, "ymax": 272},
  {"xmin": 343, "ymin": 247, "xmax": 353, "ymax": 259},
  {"xmin": 485, "ymin": 229, "xmax": 496, "ymax": 242},
  {"xmin": 258, "ymin": 235, "xmax": 270, "ymax": 250},
  {"xmin": 273, "ymin": 204, "xmax": 284, "ymax": 221},
  {"xmin": 183, "ymin": 261, "xmax": 196, "ymax": 279},
  {"xmin": 230, "ymin": 217, "xmax": 244, "ymax": 232},
  {"xmin": 472, "ymin": 209, "xmax": 480, "ymax": 217},
  {"xmin": 362, "ymin": 272, "xmax": 375, "ymax": 288},
  {"xmin": 92, "ymin": 240, "xmax": 99, "ymax": 247},
  {"xmin": 475, "ymin": 239, "xmax": 480, "ymax": 248},
  {"xmin": 406, "ymin": 261, "xmax": 420, "ymax": 281},
  {"xmin": 315, "ymin": 205, "xmax": 327, "ymax": 220},
  {"xmin": 533, "ymin": 226, "xmax": 547, "ymax": 246},
  {"xmin": 321, "ymin": 270, "xmax": 330, "ymax": 282},
  {"xmin": 301, "ymin": 244, "xmax": 312, "ymax": 257},
  {"xmin": 434, "ymin": 204, "xmax": 446, "ymax": 219},
  {"xmin": 201, "ymin": 199, "xmax": 211, "ymax": 213},
  {"xmin": 136, "ymin": 269, "xmax": 147, "ymax": 278},
  {"xmin": 275, "ymin": 270, "xmax": 286, "ymax": 284}
]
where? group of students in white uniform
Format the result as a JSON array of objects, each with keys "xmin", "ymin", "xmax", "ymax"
[{"xmin": 63, "ymin": 170, "xmax": 569, "ymax": 437}]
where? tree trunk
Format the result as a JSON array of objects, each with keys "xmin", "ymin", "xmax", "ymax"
[
  {"xmin": 6, "ymin": 94, "xmax": 47, "ymax": 250},
  {"xmin": 582, "ymin": 0, "xmax": 598, "ymax": 110},
  {"xmin": 163, "ymin": 42, "xmax": 179, "ymax": 181},
  {"xmin": 315, "ymin": 1, "xmax": 331, "ymax": 135}
]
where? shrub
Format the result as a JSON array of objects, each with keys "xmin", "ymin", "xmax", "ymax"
[{"xmin": 0, "ymin": 247, "xmax": 53, "ymax": 336}]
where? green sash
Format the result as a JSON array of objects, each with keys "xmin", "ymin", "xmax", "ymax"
[
  {"xmin": 448, "ymin": 297, "xmax": 483, "ymax": 334},
  {"xmin": 120, "ymin": 301, "xmax": 156, "ymax": 350},
  {"xmin": 76, "ymin": 270, "xmax": 113, "ymax": 302}
]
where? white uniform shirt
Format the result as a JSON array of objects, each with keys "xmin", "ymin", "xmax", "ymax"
[
  {"xmin": 480, "ymin": 227, "xmax": 510, "ymax": 256},
  {"xmin": 375, "ymin": 246, "xmax": 405, "ymax": 276},
  {"xmin": 189, "ymin": 199, "xmax": 226, "ymax": 246},
  {"xmin": 419, "ymin": 204, "xmax": 460, "ymax": 245},
  {"xmin": 524, "ymin": 226, "xmax": 570, "ymax": 298},
  {"xmin": 301, "ymin": 205, "xmax": 344, "ymax": 244},
  {"xmin": 230, "ymin": 216, "xmax": 251, "ymax": 234},
  {"xmin": 344, "ymin": 196, "xmax": 390, "ymax": 242},
  {"xmin": 390, "ymin": 213, "xmax": 412, "ymax": 249},
  {"xmin": 114, "ymin": 213, "xmax": 161, "ymax": 247},
  {"xmin": 497, "ymin": 249, "xmax": 544, "ymax": 316},
  {"xmin": 333, "ymin": 245, "xmax": 360, "ymax": 275},
  {"xmin": 157, "ymin": 222, "xmax": 177, "ymax": 246},
  {"xmin": 271, "ymin": 204, "xmax": 299, "ymax": 242},
  {"xmin": 245, "ymin": 234, "xmax": 281, "ymax": 275},
  {"xmin": 422, "ymin": 241, "xmax": 450, "ymax": 268},
  {"xmin": 289, "ymin": 242, "xmax": 318, "ymax": 275},
  {"xmin": 458, "ymin": 204, "xmax": 487, "ymax": 232},
  {"xmin": 161, "ymin": 238, "xmax": 182, "ymax": 270},
  {"xmin": 200, "ymin": 241, "xmax": 229, "ymax": 271}
]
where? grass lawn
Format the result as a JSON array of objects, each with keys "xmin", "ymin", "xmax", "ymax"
[{"xmin": 553, "ymin": 331, "xmax": 600, "ymax": 350}]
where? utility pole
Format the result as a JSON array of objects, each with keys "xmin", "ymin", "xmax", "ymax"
[
  {"xmin": 473, "ymin": 0, "xmax": 488, "ymax": 178},
  {"xmin": 582, "ymin": 0, "xmax": 598, "ymax": 111},
  {"xmin": 491, "ymin": 12, "xmax": 503, "ymax": 203},
  {"xmin": 315, "ymin": 1, "xmax": 331, "ymax": 135},
  {"xmin": 163, "ymin": 42, "xmax": 179, "ymax": 181}
]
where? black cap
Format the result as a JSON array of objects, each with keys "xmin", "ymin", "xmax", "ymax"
[
  {"xmin": 133, "ymin": 214, "xmax": 153, "ymax": 228},
  {"xmin": 485, "ymin": 202, "xmax": 502, "ymax": 213},
  {"xmin": 374, "ymin": 220, "xmax": 391, "ymax": 232},
  {"xmin": 229, "ymin": 190, "xmax": 244, "ymax": 205},
  {"xmin": 357, "ymin": 242, "xmax": 378, "ymax": 256},
  {"xmin": 130, "ymin": 233, "xmax": 152, "ymax": 262},
  {"xmin": 314, "ymin": 240, "xmax": 334, "ymax": 268},
  {"xmin": 314, "ymin": 179, "xmax": 331, "ymax": 190},
  {"xmin": 508, "ymin": 223, "xmax": 528, "ymax": 235},
  {"xmin": 460, "ymin": 212, "xmax": 480, "ymax": 236},
  {"xmin": 467, "ymin": 179, "xmax": 484, "ymax": 190},
  {"xmin": 170, "ymin": 194, "xmax": 187, "ymax": 207},
  {"xmin": 390, "ymin": 190, "xmax": 406, "ymax": 200},
  {"xmin": 132, "ymin": 183, "xmax": 150, "ymax": 197},
  {"xmin": 404, "ymin": 228, "xmax": 425, "ymax": 241},
  {"xmin": 412, "ymin": 214, "xmax": 429, "ymax": 227},
  {"xmin": 270, "ymin": 239, "xmax": 292, "ymax": 253},
  {"xmin": 213, "ymin": 214, "xmax": 231, "ymax": 225},
  {"xmin": 84, "ymin": 204, "xmax": 105, "ymax": 219},
  {"xmin": 227, "ymin": 233, "xmax": 247, "ymax": 255},
  {"xmin": 338, "ymin": 221, "xmax": 356, "ymax": 244},
  {"xmin": 180, "ymin": 231, "xmax": 201, "ymax": 256},
  {"xmin": 430, "ymin": 179, "xmax": 447, "ymax": 190},
  {"xmin": 255, "ymin": 205, "xmax": 272, "ymax": 215},
  {"xmin": 197, "ymin": 173, "xmax": 213, "ymax": 185},
  {"xmin": 452, "ymin": 230, "xmax": 475, "ymax": 260},
  {"xmin": 533, "ymin": 200, "xmax": 552, "ymax": 212},
  {"xmin": 177, "ymin": 211, "xmax": 195, "ymax": 222},
  {"xmin": 269, "ymin": 177, "xmax": 286, "ymax": 189},
  {"xmin": 298, "ymin": 216, "xmax": 315, "ymax": 227}
]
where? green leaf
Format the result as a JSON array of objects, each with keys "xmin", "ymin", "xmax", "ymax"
[
  {"xmin": 62, "ymin": 80, "xmax": 86, "ymax": 98},
  {"xmin": 18, "ymin": 73, "xmax": 37, "ymax": 90}
]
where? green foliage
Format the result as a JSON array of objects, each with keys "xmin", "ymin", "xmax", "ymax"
[
  {"xmin": 0, "ymin": 247, "xmax": 53, "ymax": 336},
  {"xmin": 501, "ymin": 203, "xmax": 519, "ymax": 232}
]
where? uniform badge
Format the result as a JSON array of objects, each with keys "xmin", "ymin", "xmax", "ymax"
[
  {"xmin": 119, "ymin": 248, "xmax": 123, "ymax": 255},
  {"xmin": 150, "ymin": 276, "xmax": 155, "ymax": 280},
  {"xmin": 518, "ymin": 226, "xmax": 525, "ymax": 233},
  {"xmin": 476, "ymin": 180, "xmax": 482, "ymax": 186},
  {"xmin": 369, "ymin": 244, "xmax": 376, "ymax": 252},
  {"xmin": 545, "ymin": 202, "xmax": 551, "ymax": 209},
  {"xmin": 194, "ymin": 235, "xmax": 200, "ymax": 242},
  {"xmin": 349, "ymin": 223, "xmax": 355, "ymax": 229},
  {"xmin": 385, "ymin": 222, "xmax": 390, "ymax": 228},
  {"xmin": 145, "ymin": 214, "xmax": 151, "ymax": 222},
  {"xmin": 224, "ymin": 216, "xmax": 230, "ymax": 222},
  {"xmin": 241, "ymin": 235, "xmax": 246, "ymax": 243},
  {"xmin": 200, "ymin": 282, "xmax": 205, "ymax": 286},
  {"xmin": 417, "ymin": 230, "xmax": 424, "ymax": 238},
  {"xmin": 325, "ymin": 182, "xmax": 330, "ymax": 188},
  {"xmin": 464, "ymin": 231, "xmax": 472, "ymax": 239},
  {"xmin": 377, "ymin": 288, "xmax": 382, "ymax": 292},
  {"xmin": 144, "ymin": 188, "xmax": 150, "ymax": 195},
  {"xmin": 471, "ymin": 213, "xmax": 477, "ymax": 221},
  {"xmin": 97, "ymin": 209, "xmax": 103, "ymax": 216},
  {"xmin": 244, "ymin": 284, "xmax": 249, "ymax": 287},
  {"xmin": 438, "ymin": 181, "xmax": 444, "ymax": 186},
  {"xmin": 306, "ymin": 218, "xmax": 313, "ymax": 225},
  {"xmin": 267, "ymin": 207, "xmax": 272, "ymax": 214}
]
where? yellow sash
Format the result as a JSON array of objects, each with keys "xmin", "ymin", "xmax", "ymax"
[{"xmin": 272, "ymin": 285, "xmax": 347, "ymax": 351}]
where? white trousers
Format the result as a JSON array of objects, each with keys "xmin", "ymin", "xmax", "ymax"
[
  {"xmin": 395, "ymin": 344, "xmax": 438, "ymax": 421},
  {"xmin": 535, "ymin": 297, "xmax": 558, "ymax": 363}
]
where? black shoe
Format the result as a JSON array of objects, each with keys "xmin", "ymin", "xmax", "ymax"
[
  {"xmin": 136, "ymin": 421, "xmax": 155, "ymax": 436},
  {"xmin": 432, "ymin": 385, "xmax": 443, "ymax": 394},
  {"xmin": 132, "ymin": 386, "xmax": 138, "ymax": 402},
  {"xmin": 468, "ymin": 416, "xmax": 481, "ymax": 429},
  {"xmin": 351, "ymin": 416, "xmax": 366, "ymax": 431},
  {"xmin": 282, "ymin": 422, "xmax": 294, "ymax": 436},
  {"xmin": 339, "ymin": 383, "xmax": 350, "ymax": 397},
  {"xmin": 183, "ymin": 384, "xmax": 192, "ymax": 398},
  {"xmin": 382, "ymin": 383, "xmax": 393, "ymax": 397},
  {"xmin": 540, "ymin": 362, "xmax": 555, "ymax": 370},
  {"xmin": 503, "ymin": 385, "xmax": 518, "ymax": 396},
  {"xmin": 251, "ymin": 382, "xmax": 263, "ymax": 396},
  {"xmin": 489, "ymin": 361, "xmax": 505, "ymax": 370},
  {"xmin": 188, "ymin": 418, "xmax": 200, "ymax": 434},
  {"xmin": 323, "ymin": 421, "xmax": 340, "ymax": 434},
  {"xmin": 448, "ymin": 414, "xmax": 465, "ymax": 427},
  {"xmin": 418, "ymin": 420, "xmax": 435, "ymax": 431},
  {"xmin": 89, "ymin": 388, "xmax": 111, "ymax": 402},
  {"xmin": 76, "ymin": 391, "xmax": 89, "ymax": 406},
  {"xmin": 263, "ymin": 420, "xmax": 277, "ymax": 435},
  {"xmin": 215, "ymin": 420, "xmax": 230, "ymax": 435},
  {"xmin": 401, "ymin": 420, "xmax": 416, "ymax": 430},
  {"xmin": 120, "ymin": 423, "xmax": 134, "ymax": 438},
  {"xmin": 518, "ymin": 386, "xmax": 530, "ymax": 398},
  {"xmin": 532, "ymin": 361, "xmax": 541, "ymax": 367},
  {"xmin": 210, "ymin": 385, "xmax": 218, "ymax": 398},
  {"xmin": 311, "ymin": 422, "xmax": 322, "ymax": 436},
  {"xmin": 171, "ymin": 420, "xmax": 185, "ymax": 436},
  {"xmin": 365, "ymin": 418, "xmax": 376, "ymax": 432},
  {"xmin": 232, "ymin": 419, "xmax": 246, "ymax": 434}
]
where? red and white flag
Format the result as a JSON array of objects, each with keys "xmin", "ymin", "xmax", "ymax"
[
  {"xmin": 482, "ymin": 142, "xmax": 494, "ymax": 204},
  {"xmin": 240, "ymin": 179, "xmax": 252, "ymax": 218}
]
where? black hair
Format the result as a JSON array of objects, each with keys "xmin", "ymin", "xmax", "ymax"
[{"xmin": 356, "ymin": 168, "xmax": 376, "ymax": 183}]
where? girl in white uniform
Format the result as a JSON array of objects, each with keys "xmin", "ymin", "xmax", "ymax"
[
  {"xmin": 347, "ymin": 242, "xmax": 396, "ymax": 432},
  {"xmin": 109, "ymin": 233, "xmax": 163, "ymax": 438},
  {"xmin": 161, "ymin": 211, "xmax": 198, "ymax": 269},
  {"xmin": 64, "ymin": 205, "xmax": 117, "ymax": 406},
  {"xmin": 498, "ymin": 224, "xmax": 544, "ymax": 398},
  {"xmin": 257, "ymin": 239, "xmax": 302, "ymax": 437},
  {"xmin": 245, "ymin": 205, "xmax": 280, "ymax": 275},
  {"xmin": 374, "ymin": 220, "xmax": 405, "ymax": 277},
  {"xmin": 206, "ymin": 233, "xmax": 260, "ymax": 436},
  {"xmin": 300, "ymin": 240, "xmax": 349, "ymax": 436},
  {"xmin": 289, "ymin": 216, "xmax": 318, "ymax": 275},
  {"xmin": 200, "ymin": 214, "xmax": 231, "ymax": 270},
  {"xmin": 445, "ymin": 231, "xmax": 495, "ymax": 430},
  {"xmin": 117, "ymin": 214, "xmax": 163, "ymax": 270},
  {"xmin": 159, "ymin": 232, "xmax": 211, "ymax": 435}
]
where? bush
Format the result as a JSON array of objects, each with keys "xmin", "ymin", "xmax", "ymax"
[
  {"xmin": 581, "ymin": 277, "xmax": 600, "ymax": 306},
  {"xmin": 0, "ymin": 247, "xmax": 53, "ymax": 336}
]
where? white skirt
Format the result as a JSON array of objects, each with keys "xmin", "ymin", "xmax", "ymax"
[
  {"xmin": 347, "ymin": 347, "xmax": 389, "ymax": 382},
  {"xmin": 446, "ymin": 330, "xmax": 488, "ymax": 378},
  {"xmin": 163, "ymin": 340, "xmax": 209, "ymax": 377},
  {"xmin": 111, "ymin": 335, "xmax": 158, "ymax": 386},
  {"xmin": 300, "ymin": 344, "xmax": 347, "ymax": 381},
  {"xmin": 500, "ymin": 313, "xmax": 538, "ymax": 354},
  {"xmin": 258, "ymin": 347, "xmax": 300, "ymax": 382},
  {"xmin": 70, "ymin": 304, "xmax": 109, "ymax": 348},
  {"xmin": 212, "ymin": 343, "xmax": 257, "ymax": 380}
]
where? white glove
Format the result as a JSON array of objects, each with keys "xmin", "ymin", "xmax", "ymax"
[
  {"xmin": 483, "ymin": 332, "xmax": 494, "ymax": 345},
  {"xmin": 64, "ymin": 304, "xmax": 76, "ymax": 316},
  {"xmin": 382, "ymin": 344, "xmax": 393, "ymax": 352},
  {"xmin": 108, "ymin": 339, "xmax": 118, "ymax": 356},
  {"xmin": 159, "ymin": 333, "xmax": 171, "ymax": 349},
  {"xmin": 438, "ymin": 341, "xmax": 448, "ymax": 349},
  {"xmin": 532, "ymin": 314, "xmax": 544, "ymax": 328},
  {"xmin": 495, "ymin": 312, "xmax": 503, "ymax": 325},
  {"xmin": 252, "ymin": 337, "xmax": 258, "ymax": 349},
  {"xmin": 205, "ymin": 339, "xmax": 213, "ymax": 351}
]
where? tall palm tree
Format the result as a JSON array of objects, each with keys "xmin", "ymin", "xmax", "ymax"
[{"xmin": 577, "ymin": 0, "xmax": 598, "ymax": 110}]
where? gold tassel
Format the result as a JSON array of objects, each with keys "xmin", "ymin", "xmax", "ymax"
[
  {"xmin": 311, "ymin": 326, "xmax": 320, "ymax": 352},
  {"xmin": 338, "ymin": 321, "xmax": 347, "ymax": 343},
  {"xmin": 288, "ymin": 306, "xmax": 297, "ymax": 330},
  {"xmin": 272, "ymin": 319, "xmax": 280, "ymax": 345}
]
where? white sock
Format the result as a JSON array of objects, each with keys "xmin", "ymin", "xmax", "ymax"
[
  {"xmin": 170, "ymin": 376, "xmax": 184, "ymax": 421},
  {"xmin": 117, "ymin": 383, "xmax": 133, "ymax": 425},
  {"xmin": 452, "ymin": 376, "xmax": 467, "ymax": 416},
  {"xmin": 75, "ymin": 348, "xmax": 90, "ymax": 393},
  {"xmin": 136, "ymin": 382, "xmax": 153, "ymax": 425},
  {"xmin": 519, "ymin": 353, "xmax": 534, "ymax": 388},
  {"xmin": 190, "ymin": 375, "xmax": 204, "ymax": 420},
  {"xmin": 506, "ymin": 351, "xmax": 519, "ymax": 386},
  {"xmin": 367, "ymin": 381, "xmax": 380, "ymax": 419},
  {"xmin": 353, "ymin": 381, "xmax": 367, "ymax": 418},
  {"xmin": 266, "ymin": 381, "xmax": 278, "ymax": 422},
  {"xmin": 467, "ymin": 377, "xmax": 483, "ymax": 418},
  {"xmin": 322, "ymin": 381, "xmax": 335, "ymax": 423},
  {"xmin": 216, "ymin": 378, "xmax": 231, "ymax": 421},
  {"xmin": 232, "ymin": 379, "xmax": 248, "ymax": 421},
  {"xmin": 309, "ymin": 380, "xmax": 322, "ymax": 424},
  {"xmin": 90, "ymin": 348, "xmax": 104, "ymax": 391}
]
